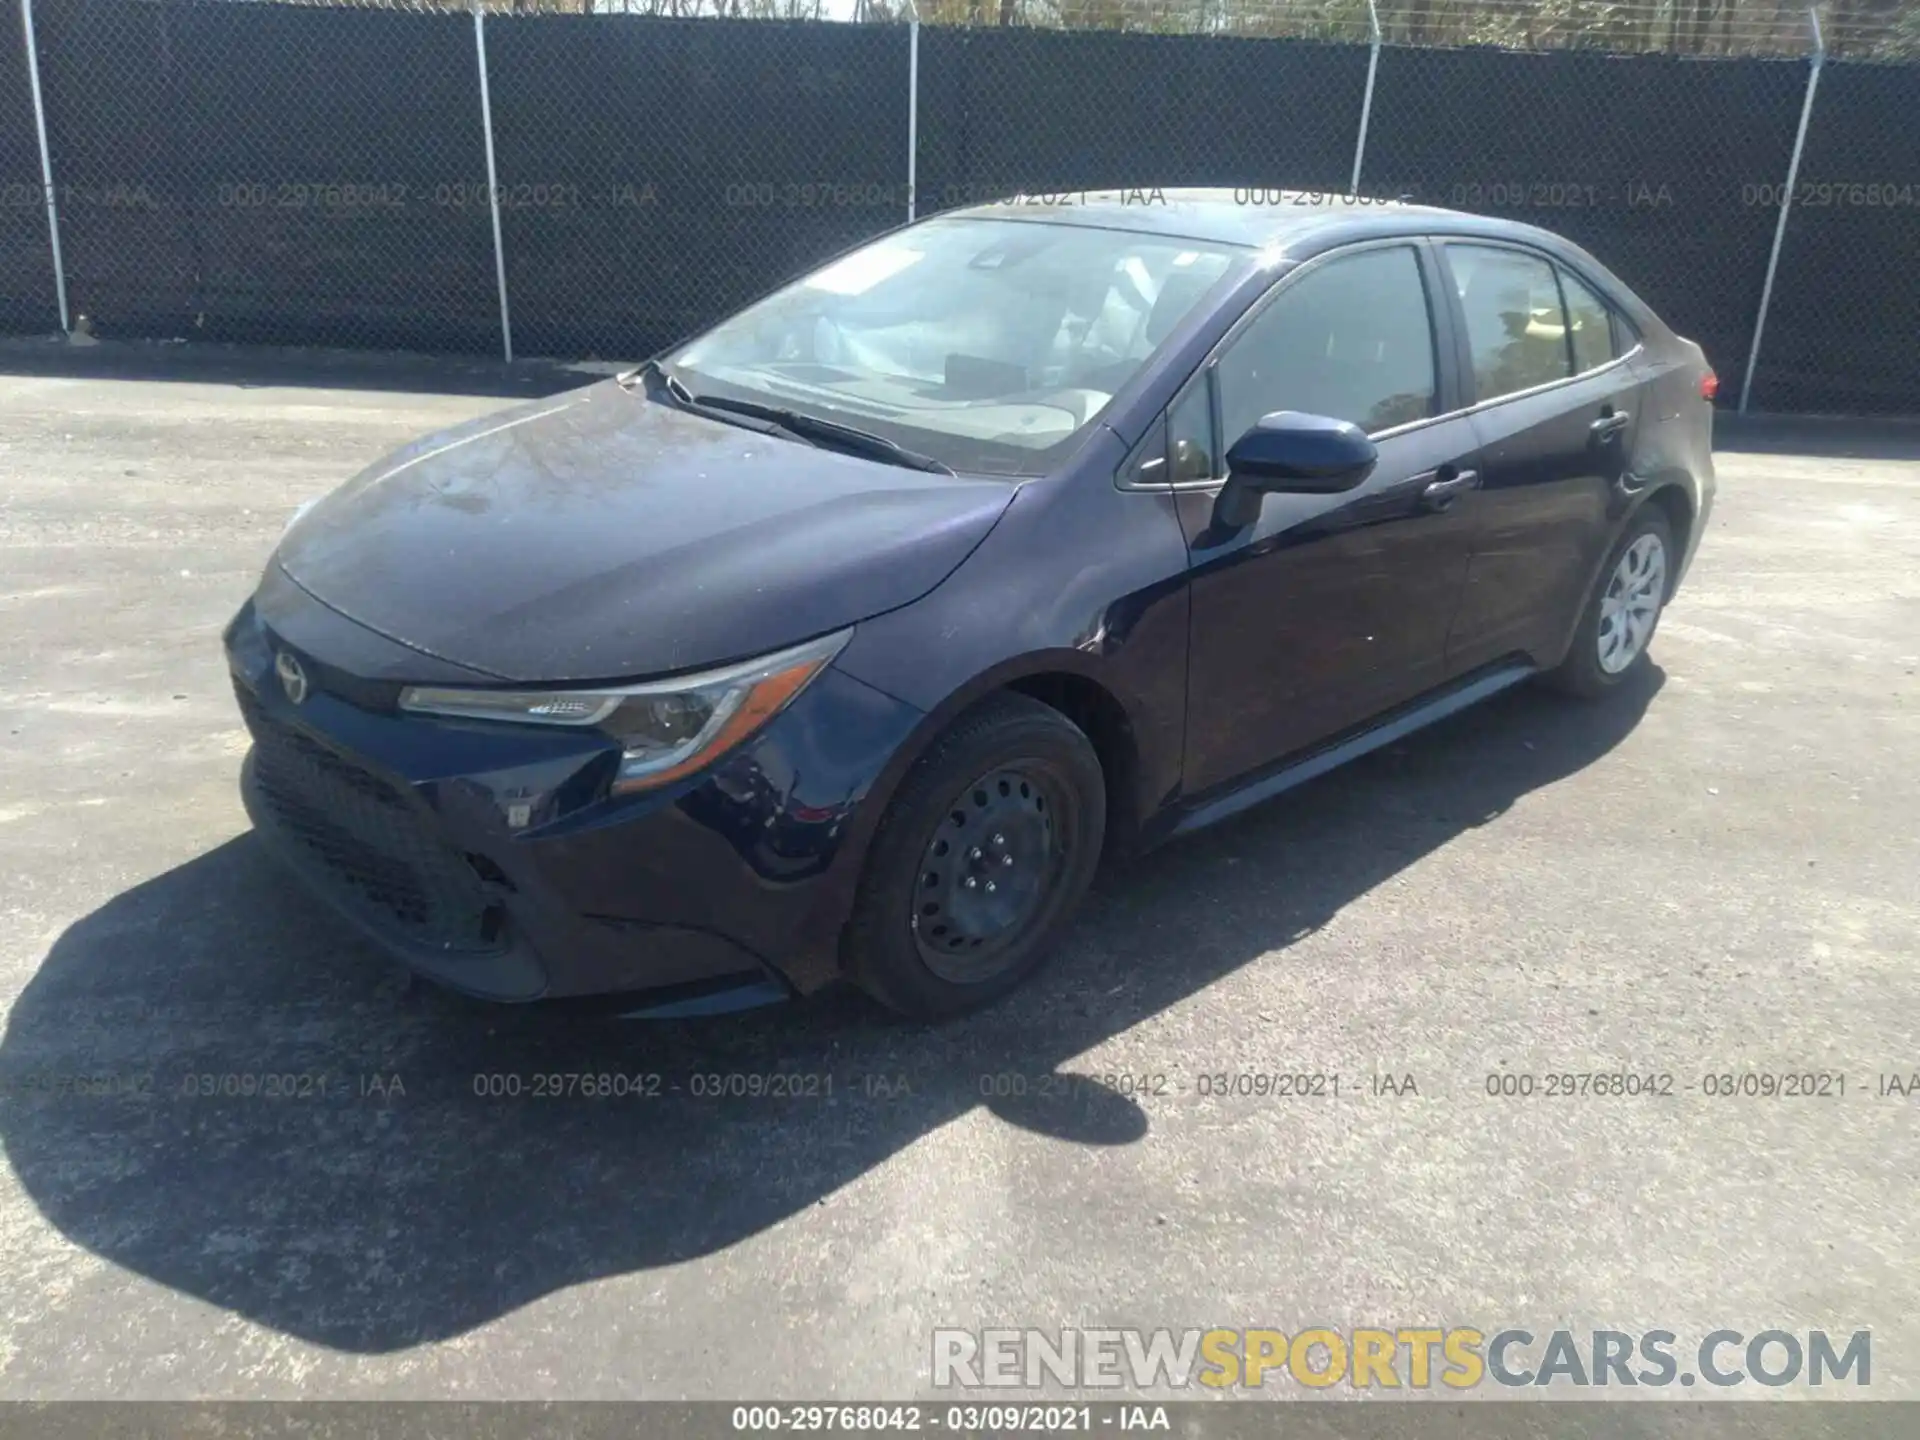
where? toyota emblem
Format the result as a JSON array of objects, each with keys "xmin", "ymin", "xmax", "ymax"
[{"xmin": 275, "ymin": 651, "xmax": 310, "ymax": 706}]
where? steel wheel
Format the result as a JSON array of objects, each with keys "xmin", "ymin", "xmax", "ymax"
[
  {"xmin": 844, "ymin": 693, "xmax": 1105, "ymax": 1020},
  {"xmin": 1597, "ymin": 532, "xmax": 1667, "ymax": 675},
  {"xmin": 910, "ymin": 763, "xmax": 1068, "ymax": 983}
]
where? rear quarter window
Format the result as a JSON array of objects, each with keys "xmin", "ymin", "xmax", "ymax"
[{"xmin": 1558, "ymin": 268, "xmax": 1620, "ymax": 374}]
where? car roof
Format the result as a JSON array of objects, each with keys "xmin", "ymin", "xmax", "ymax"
[{"xmin": 939, "ymin": 186, "xmax": 1569, "ymax": 260}]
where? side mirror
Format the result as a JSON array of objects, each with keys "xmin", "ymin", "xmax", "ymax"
[{"xmin": 1214, "ymin": 411, "xmax": 1378, "ymax": 530}]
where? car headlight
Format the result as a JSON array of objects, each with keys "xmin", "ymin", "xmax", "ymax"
[{"xmin": 397, "ymin": 628, "xmax": 851, "ymax": 795}]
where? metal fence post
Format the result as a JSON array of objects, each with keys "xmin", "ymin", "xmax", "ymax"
[
  {"xmin": 1349, "ymin": 0, "xmax": 1381, "ymax": 196},
  {"xmin": 17, "ymin": 0, "xmax": 70, "ymax": 334},
  {"xmin": 473, "ymin": 0, "xmax": 513, "ymax": 364},
  {"xmin": 1740, "ymin": 6, "xmax": 1823, "ymax": 414},
  {"xmin": 906, "ymin": 16, "xmax": 919, "ymax": 222}
]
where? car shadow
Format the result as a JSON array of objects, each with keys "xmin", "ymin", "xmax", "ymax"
[{"xmin": 0, "ymin": 666, "xmax": 1661, "ymax": 1352}]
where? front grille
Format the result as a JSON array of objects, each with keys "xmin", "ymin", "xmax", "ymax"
[{"xmin": 236, "ymin": 683, "xmax": 506, "ymax": 955}]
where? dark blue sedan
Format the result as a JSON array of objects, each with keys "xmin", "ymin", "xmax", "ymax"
[{"xmin": 226, "ymin": 188, "xmax": 1716, "ymax": 1019}]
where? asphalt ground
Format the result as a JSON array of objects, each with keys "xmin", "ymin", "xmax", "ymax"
[{"xmin": 0, "ymin": 339, "xmax": 1916, "ymax": 1402}]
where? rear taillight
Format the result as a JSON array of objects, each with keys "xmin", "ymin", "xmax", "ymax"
[{"xmin": 1699, "ymin": 370, "xmax": 1719, "ymax": 402}]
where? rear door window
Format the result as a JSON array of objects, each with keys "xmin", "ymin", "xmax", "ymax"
[{"xmin": 1446, "ymin": 244, "xmax": 1573, "ymax": 402}]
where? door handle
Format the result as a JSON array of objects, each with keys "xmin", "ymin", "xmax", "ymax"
[
  {"xmin": 1590, "ymin": 410, "xmax": 1631, "ymax": 439},
  {"xmin": 1420, "ymin": 469, "xmax": 1480, "ymax": 509}
]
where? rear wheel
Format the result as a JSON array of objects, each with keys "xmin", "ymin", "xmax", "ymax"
[
  {"xmin": 1547, "ymin": 507, "xmax": 1674, "ymax": 699},
  {"xmin": 844, "ymin": 694, "xmax": 1105, "ymax": 1020}
]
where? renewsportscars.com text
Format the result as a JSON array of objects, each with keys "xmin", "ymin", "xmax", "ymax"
[{"xmin": 931, "ymin": 1327, "xmax": 1871, "ymax": 1391}]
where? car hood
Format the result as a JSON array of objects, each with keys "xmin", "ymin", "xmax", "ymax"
[{"xmin": 274, "ymin": 380, "xmax": 1017, "ymax": 683}]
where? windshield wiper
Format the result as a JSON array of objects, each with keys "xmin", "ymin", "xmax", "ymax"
[
  {"xmin": 631, "ymin": 356, "xmax": 695, "ymax": 405},
  {"xmin": 687, "ymin": 394, "xmax": 954, "ymax": 475},
  {"xmin": 625, "ymin": 359, "xmax": 816, "ymax": 447},
  {"xmin": 625, "ymin": 362, "xmax": 954, "ymax": 474}
]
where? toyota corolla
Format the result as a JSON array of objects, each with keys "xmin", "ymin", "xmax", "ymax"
[{"xmin": 225, "ymin": 189, "xmax": 1715, "ymax": 1019}]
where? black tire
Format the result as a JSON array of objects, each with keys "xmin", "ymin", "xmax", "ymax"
[
  {"xmin": 1546, "ymin": 505, "xmax": 1675, "ymax": 700},
  {"xmin": 844, "ymin": 693, "xmax": 1106, "ymax": 1020}
]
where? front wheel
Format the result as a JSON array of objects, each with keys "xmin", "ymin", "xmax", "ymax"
[
  {"xmin": 844, "ymin": 694, "xmax": 1106, "ymax": 1020},
  {"xmin": 1547, "ymin": 507, "xmax": 1674, "ymax": 699}
]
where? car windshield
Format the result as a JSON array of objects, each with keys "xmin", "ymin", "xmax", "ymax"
[{"xmin": 668, "ymin": 217, "xmax": 1241, "ymax": 476}]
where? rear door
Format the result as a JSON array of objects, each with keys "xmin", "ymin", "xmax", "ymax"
[
  {"xmin": 1436, "ymin": 242, "xmax": 1649, "ymax": 676},
  {"xmin": 1164, "ymin": 240, "xmax": 1483, "ymax": 796}
]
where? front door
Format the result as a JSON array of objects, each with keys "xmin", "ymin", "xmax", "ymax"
[{"xmin": 1171, "ymin": 242, "xmax": 1481, "ymax": 797}]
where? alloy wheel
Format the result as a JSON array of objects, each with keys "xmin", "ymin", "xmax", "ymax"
[{"xmin": 1597, "ymin": 532, "xmax": 1667, "ymax": 675}]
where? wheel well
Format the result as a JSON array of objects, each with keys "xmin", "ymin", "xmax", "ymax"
[
  {"xmin": 1644, "ymin": 485, "xmax": 1694, "ymax": 598},
  {"xmin": 1004, "ymin": 672, "xmax": 1141, "ymax": 856}
]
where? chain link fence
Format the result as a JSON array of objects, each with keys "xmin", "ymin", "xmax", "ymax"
[
  {"xmin": 1746, "ymin": 58, "xmax": 1920, "ymax": 413},
  {"xmin": 3, "ymin": 0, "xmax": 1917, "ymax": 413},
  {"xmin": 913, "ymin": 28, "xmax": 1365, "ymax": 212},
  {"xmin": 24, "ymin": 0, "xmax": 499, "ymax": 348},
  {"xmin": 0, "ymin": 6, "xmax": 56, "ymax": 336},
  {"xmin": 1357, "ymin": 45, "xmax": 1814, "ymax": 409},
  {"xmin": 486, "ymin": 15, "xmax": 909, "ymax": 360}
]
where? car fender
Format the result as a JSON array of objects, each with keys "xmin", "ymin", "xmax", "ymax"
[
  {"xmin": 783, "ymin": 444, "xmax": 1195, "ymax": 988},
  {"xmin": 1541, "ymin": 479, "xmax": 1699, "ymax": 671}
]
